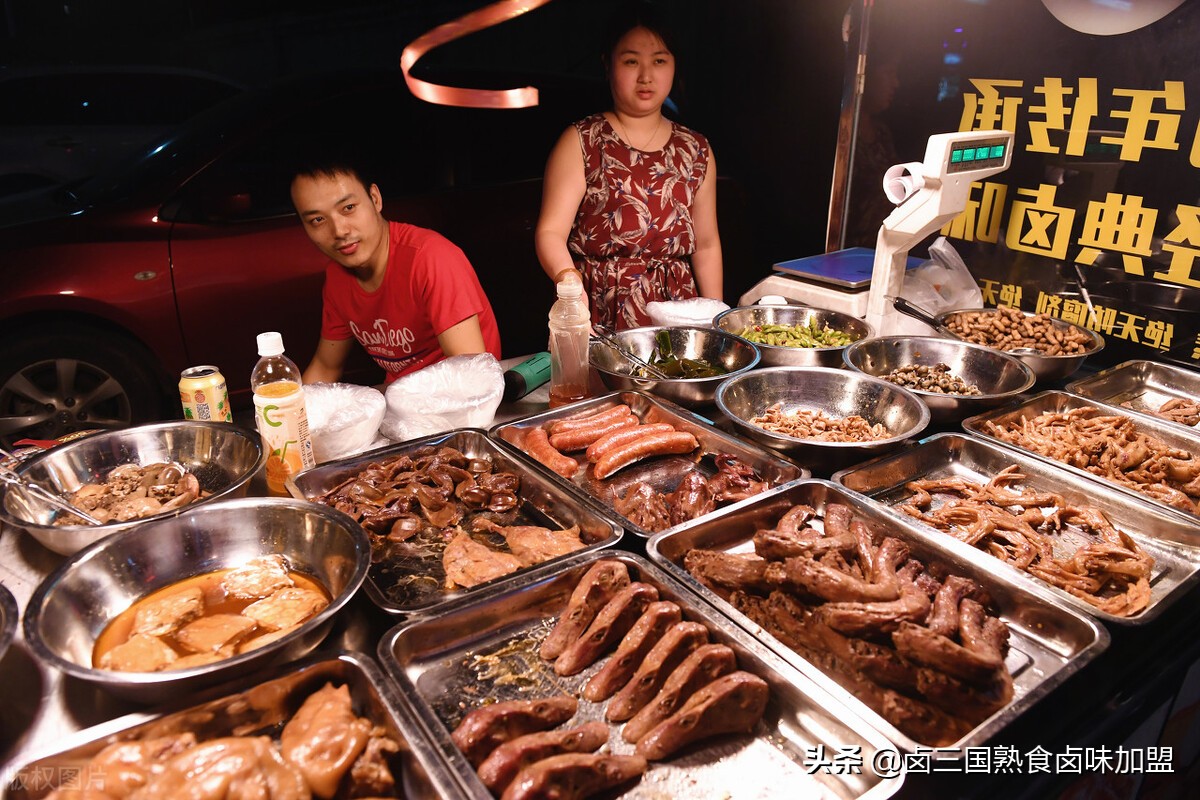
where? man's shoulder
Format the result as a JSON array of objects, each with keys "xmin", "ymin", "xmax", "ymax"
[{"xmin": 388, "ymin": 221, "xmax": 466, "ymax": 261}]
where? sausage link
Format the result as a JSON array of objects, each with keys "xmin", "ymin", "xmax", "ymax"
[
  {"xmin": 585, "ymin": 423, "xmax": 676, "ymax": 463},
  {"xmin": 522, "ymin": 426, "xmax": 579, "ymax": 478},
  {"xmin": 593, "ymin": 431, "xmax": 699, "ymax": 480},
  {"xmin": 548, "ymin": 404, "xmax": 633, "ymax": 435},
  {"xmin": 550, "ymin": 415, "xmax": 638, "ymax": 452}
]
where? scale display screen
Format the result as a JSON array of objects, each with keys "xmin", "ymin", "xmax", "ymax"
[{"xmin": 947, "ymin": 139, "xmax": 1008, "ymax": 173}]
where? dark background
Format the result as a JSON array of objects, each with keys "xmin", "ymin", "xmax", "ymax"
[{"xmin": 0, "ymin": 0, "xmax": 851, "ymax": 303}]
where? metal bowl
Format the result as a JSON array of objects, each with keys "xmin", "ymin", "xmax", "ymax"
[
  {"xmin": 0, "ymin": 421, "xmax": 264, "ymax": 555},
  {"xmin": 715, "ymin": 366, "xmax": 930, "ymax": 473},
  {"xmin": 713, "ymin": 305, "xmax": 873, "ymax": 367},
  {"xmin": 22, "ymin": 496, "xmax": 369, "ymax": 703},
  {"xmin": 0, "ymin": 581, "xmax": 16, "ymax": 662},
  {"xmin": 590, "ymin": 325, "xmax": 760, "ymax": 409},
  {"xmin": 843, "ymin": 336, "xmax": 1036, "ymax": 424},
  {"xmin": 936, "ymin": 306, "xmax": 1105, "ymax": 383}
]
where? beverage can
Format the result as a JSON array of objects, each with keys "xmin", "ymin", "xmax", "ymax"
[
  {"xmin": 253, "ymin": 380, "xmax": 316, "ymax": 494},
  {"xmin": 179, "ymin": 366, "xmax": 233, "ymax": 423}
]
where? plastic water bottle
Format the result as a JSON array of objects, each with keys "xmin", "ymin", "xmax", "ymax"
[
  {"xmin": 251, "ymin": 332, "xmax": 315, "ymax": 495},
  {"xmin": 547, "ymin": 274, "xmax": 591, "ymax": 408}
]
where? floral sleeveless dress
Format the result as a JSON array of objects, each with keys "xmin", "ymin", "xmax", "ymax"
[{"xmin": 568, "ymin": 113, "xmax": 711, "ymax": 330}]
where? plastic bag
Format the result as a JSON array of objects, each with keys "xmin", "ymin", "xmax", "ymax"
[
  {"xmin": 380, "ymin": 353, "xmax": 505, "ymax": 442},
  {"xmin": 303, "ymin": 382, "xmax": 387, "ymax": 463},
  {"xmin": 645, "ymin": 297, "xmax": 731, "ymax": 328},
  {"xmin": 894, "ymin": 237, "xmax": 983, "ymax": 336}
]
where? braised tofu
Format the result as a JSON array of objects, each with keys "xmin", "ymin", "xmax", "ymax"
[
  {"xmin": 98, "ymin": 633, "xmax": 178, "ymax": 672},
  {"xmin": 222, "ymin": 555, "xmax": 295, "ymax": 600},
  {"xmin": 243, "ymin": 587, "xmax": 329, "ymax": 632},
  {"xmin": 175, "ymin": 614, "xmax": 258, "ymax": 654},
  {"xmin": 131, "ymin": 586, "xmax": 204, "ymax": 637}
]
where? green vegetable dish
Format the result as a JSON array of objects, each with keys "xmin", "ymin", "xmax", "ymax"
[
  {"xmin": 735, "ymin": 318, "xmax": 858, "ymax": 348},
  {"xmin": 640, "ymin": 330, "xmax": 729, "ymax": 378}
]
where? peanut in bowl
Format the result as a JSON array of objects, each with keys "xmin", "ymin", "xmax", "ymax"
[{"xmin": 936, "ymin": 305, "xmax": 1104, "ymax": 383}]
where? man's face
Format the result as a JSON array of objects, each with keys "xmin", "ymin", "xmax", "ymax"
[{"xmin": 290, "ymin": 171, "xmax": 388, "ymax": 274}]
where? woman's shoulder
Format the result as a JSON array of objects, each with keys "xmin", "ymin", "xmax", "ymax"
[
  {"xmin": 669, "ymin": 120, "xmax": 710, "ymax": 153},
  {"xmin": 572, "ymin": 112, "xmax": 609, "ymax": 135}
]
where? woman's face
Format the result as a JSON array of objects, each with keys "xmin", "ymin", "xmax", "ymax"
[{"xmin": 607, "ymin": 26, "xmax": 675, "ymax": 116}]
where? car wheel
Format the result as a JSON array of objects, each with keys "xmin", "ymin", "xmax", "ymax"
[{"xmin": 0, "ymin": 330, "xmax": 165, "ymax": 448}]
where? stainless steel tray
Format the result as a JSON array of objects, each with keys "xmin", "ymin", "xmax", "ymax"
[
  {"xmin": 831, "ymin": 433, "xmax": 1200, "ymax": 625},
  {"xmin": 1067, "ymin": 359, "xmax": 1200, "ymax": 432},
  {"xmin": 2, "ymin": 652, "xmax": 463, "ymax": 800},
  {"xmin": 288, "ymin": 429, "xmax": 622, "ymax": 616},
  {"xmin": 963, "ymin": 390, "xmax": 1200, "ymax": 527},
  {"xmin": 379, "ymin": 550, "xmax": 902, "ymax": 800},
  {"xmin": 647, "ymin": 479, "xmax": 1109, "ymax": 752},
  {"xmin": 489, "ymin": 391, "xmax": 807, "ymax": 539}
]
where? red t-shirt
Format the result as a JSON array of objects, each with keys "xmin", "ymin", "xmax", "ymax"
[{"xmin": 320, "ymin": 221, "xmax": 502, "ymax": 382}]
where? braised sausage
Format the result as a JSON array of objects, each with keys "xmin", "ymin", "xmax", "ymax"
[
  {"xmin": 540, "ymin": 560, "xmax": 631, "ymax": 661},
  {"xmin": 634, "ymin": 671, "xmax": 769, "ymax": 761},
  {"xmin": 621, "ymin": 643, "xmax": 737, "ymax": 744},
  {"xmin": 583, "ymin": 601, "xmax": 682, "ymax": 702},
  {"xmin": 585, "ymin": 423, "xmax": 676, "ymax": 463},
  {"xmin": 549, "ymin": 414, "xmax": 638, "ymax": 452},
  {"xmin": 605, "ymin": 621, "xmax": 709, "ymax": 721},
  {"xmin": 548, "ymin": 404, "xmax": 632, "ymax": 435},
  {"xmin": 521, "ymin": 426, "xmax": 579, "ymax": 478},
  {"xmin": 593, "ymin": 431, "xmax": 700, "ymax": 480},
  {"xmin": 554, "ymin": 582, "xmax": 660, "ymax": 676},
  {"xmin": 476, "ymin": 722, "xmax": 609, "ymax": 795},
  {"xmin": 451, "ymin": 695, "xmax": 578, "ymax": 768},
  {"xmin": 500, "ymin": 753, "xmax": 648, "ymax": 800}
]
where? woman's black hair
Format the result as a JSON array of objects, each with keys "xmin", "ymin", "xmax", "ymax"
[{"xmin": 600, "ymin": 0, "xmax": 678, "ymax": 66}]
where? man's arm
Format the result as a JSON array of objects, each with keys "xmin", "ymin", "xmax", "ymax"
[
  {"xmin": 437, "ymin": 316, "xmax": 487, "ymax": 357},
  {"xmin": 303, "ymin": 337, "xmax": 353, "ymax": 384}
]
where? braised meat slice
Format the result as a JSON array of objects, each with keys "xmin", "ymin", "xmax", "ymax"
[
  {"xmin": 583, "ymin": 601, "xmax": 682, "ymax": 702},
  {"xmin": 243, "ymin": 587, "xmax": 329, "ymax": 632},
  {"xmin": 499, "ymin": 753, "xmax": 647, "ymax": 800},
  {"xmin": 540, "ymin": 560, "xmax": 631, "ymax": 661},
  {"xmin": 174, "ymin": 614, "xmax": 258, "ymax": 654},
  {"xmin": 476, "ymin": 722, "xmax": 609, "ymax": 795},
  {"xmin": 606, "ymin": 621, "xmax": 709, "ymax": 722},
  {"xmin": 84, "ymin": 733, "xmax": 198, "ymax": 797},
  {"xmin": 754, "ymin": 526, "xmax": 856, "ymax": 560},
  {"xmin": 131, "ymin": 586, "xmax": 204, "ymax": 637},
  {"xmin": 683, "ymin": 550, "xmax": 772, "ymax": 599},
  {"xmin": 634, "ymin": 671, "xmax": 769, "ymax": 761},
  {"xmin": 554, "ymin": 582, "xmax": 660, "ymax": 677},
  {"xmin": 925, "ymin": 575, "xmax": 985, "ymax": 638},
  {"xmin": 222, "ymin": 555, "xmax": 295, "ymax": 600},
  {"xmin": 451, "ymin": 695, "xmax": 578, "ymax": 768},
  {"xmin": 280, "ymin": 683, "xmax": 372, "ymax": 800},
  {"xmin": 622, "ymin": 643, "xmax": 737, "ymax": 744},
  {"xmin": 127, "ymin": 736, "xmax": 309, "ymax": 800},
  {"xmin": 473, "ymin": 518, "xmax": 586, "ymax": 567},
  {"xmin": 98, "ymin": 633, "xmax": 178, "ymax": 672},
  {"xmin": 442, "ymin": 532, "xmax": 524, "ymax": 589}
]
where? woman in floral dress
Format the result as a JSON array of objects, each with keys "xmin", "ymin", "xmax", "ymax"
[{"xmin": 535, "ymin": 1, "xmax": 724, "ymax": 330}]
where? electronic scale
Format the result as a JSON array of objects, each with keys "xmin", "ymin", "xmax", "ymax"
[{"xmin": 739, "ymin": 130, "xmax": 1015, "ymax": 334}]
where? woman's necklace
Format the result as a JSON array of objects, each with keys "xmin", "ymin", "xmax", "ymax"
[{"xmin": 614, "ymin": 113, "xmax": 663, "ymax": 151}]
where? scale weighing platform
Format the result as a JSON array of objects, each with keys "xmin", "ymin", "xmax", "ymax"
[
  {"xmin": 737, "ymin": 247, "xmax": 923, "ymax": 318},
  {"xmin": 738, "ymin": 129, "xmax": 1015, "ymax": 334}
]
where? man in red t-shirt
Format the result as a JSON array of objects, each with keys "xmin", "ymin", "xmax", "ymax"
[{"xmin": 290, "ymin": 161, "xmax": 502, "ymax": 384}]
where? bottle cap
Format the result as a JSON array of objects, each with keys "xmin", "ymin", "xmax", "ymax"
[
  {"xmin": 556, "ymin": 278, "xmax": 583, "ymax": 299},
  {"xmin": 256, "ymin": 332, "xmax": 285, "ymax": 356}
]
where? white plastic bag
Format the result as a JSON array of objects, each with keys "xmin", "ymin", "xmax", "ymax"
[
  {"xmin": 380, "ymin": 353, "xmax": 505, "ymax": 442},
  {"xmin": 895, "ymin": 237, "xmax": 983, "ymax": 335},
  {"xmin": 645, "ymin": 297, "xmax": 731, "ymax": 328},
  {"xmin": 303, "ymin": 382, "xmax": 387, "ymax": 463}
]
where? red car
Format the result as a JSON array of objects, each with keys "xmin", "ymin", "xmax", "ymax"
[{"xmin": 0, "ymin": 69, "xmax": 605, "ymax": 445}]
